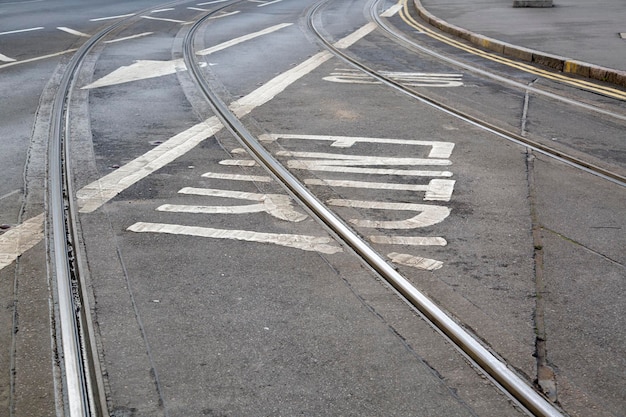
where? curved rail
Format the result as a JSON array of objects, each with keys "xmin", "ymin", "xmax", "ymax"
[
  {"xmin": 183, "ymin": 2, "xmax": 566, "ymax": 417},
  {"xmin": 47, "ymin": 1, "xmax": 201, "ymax": 415}
]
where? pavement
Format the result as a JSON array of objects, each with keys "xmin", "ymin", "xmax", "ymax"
[{"xmin": 413, "ymin": 0, "xmax": 626, "ymax": 87}]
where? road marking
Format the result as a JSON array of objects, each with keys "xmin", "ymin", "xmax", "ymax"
[
  {"xmin": 256, "ymin": 0, "xmax": 284, "ymax": 7},
  {"xmin": 83, "ymin": 23, "xmax": 292, "ymax": 89},
  {"xmin": 164, "ymin": 187, "xmax": 307, "ymax": 222},
  {"xmin": 0, "ymin": 27, "xmax": 44, "ymax": 36},
  {"xmin": 128, "ymin": 222, "xmax": 343, "ymax": 254},
  {"xmin": 0, "ymin": 214, "xmax": 44, "ymax": 271},
  {"xmin": 261, "ymin": 134, "xmax": 454, "ymax": 158},
  {"xmin": 188, "ymin": 7, "xmax": 209, "ymax": 11},
  {"xmin": 0, "ymin": 53, "xmax": 16, "ymax": 62},
  {"xmin": 0, "ymin": 48, "xmax": 78, "ymax": 70},
  {"xmin": 0, "ymin": 190, "xmax": 21, "ymax": 201},
  {"xmin": 197, "ymin": 0, "xmax": 228, "ymax": 4},
  {"xmin": 334, "ymin": 22, "xmax": 376, "ymax": 49},
  {"xmin": 151, "ymin": 8, "xmax": 175, "ymax": 13},
  {"xmin": 77, "ymin": 18, "xmax": 393, "ymax": 212},
  {"xmin": 370, "ymin": 236, "xmax": 447, "ymax": 246},
  {"xmin": 288, "ymin": 162, "xmax": 452, "ymax": 177},
  {"xmin": 388, "ymin": 252, "xmax": 443, "ymax": 271},
  {"xmin": 202, "ymin": 172, "xmax": 272, "ymax": 182},
  {"xmin": 140, "ymin": 15, "xmax": 188, "ymax": 24},
  {"xmin": 90, "ymin": 14, "xmax": 135, "ymax": 22},
  {"xmin": 277, "ymin": 150, "xmax": 451, "ymax": 166},
  {"xmin": 208, "ymin": 11, "xmax": 240, "ymax": 19},
  {"xmin": 328, "ymin": 199, "xmax": 450, "ymax": 229},
  {"xmin": 304, "ymin": 178, "xmax": 455, "ymax": 201},
  {"xmin": 57, "ymin": 27, "xmax": 90, "ymax": 37},
  {"xmin": 105, "ymin": 32, "xmax": 153, "ymax": 44},
  {"xmin": 324, "ymin": 68, "xmax": 464, "ymax": 87},
  {"xmin": 380, "ymin": 3, "xmax": 403, "ymax": 17},
  {"xmin": 197, "ymin": 23, "xmax": 292, "ymax": 55}
]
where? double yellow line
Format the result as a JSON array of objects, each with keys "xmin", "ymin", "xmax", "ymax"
[{"xmin": 398, "ymin": 0, "xmax": 626, "ymax": 101}]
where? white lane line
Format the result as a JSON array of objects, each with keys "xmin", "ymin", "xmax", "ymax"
[
  {"xmin": 370, "ymin": 236, "xmax": 447, "ymax": 246},
  {"xmin": 151, "ymin": 8, "xmax": 175, "ymax": 13},
  {"xmin": 0, "ymin": 189, "xmax": 21, "ymax": 201},
  {"xmin": 0, "ymin": 214, "xmax": 44, "ymax": 271},
  {"xmin": 197, "ymin": 0, "xmax": 227, "ymax": 4},
  {"xmin": 196, "ymin": 23, "xmax": 292, "ymax": 55},
  {"xmin": 0, "ymin": 27, "xmax": 44, "ymax": 36},
  {"xmin": 0, "ymin": 48, "xmax": 77, "ymax": 70},
  {"xmin": 104, "ymin": 32, "xmax": 153, "ymax": 44},
  {"xmin": 140, "ymin": 15, "xmax": 188, "ymax": 23},
  {"xmin": 90, "ymin": 13, "xmax": 135, "ymax": 22},
  {"xmin": 334, "ymin": 22, "xmax": 376, "ymax": 49},
  {"xmin": 380, "ymin": 3, "xmax": 402, "ymax": 17},
  {"xmin": 208, "ymin": 11, "xmax": 240, "ymax": 19},
  {"xmin": 0, "ymin": 53, "xmax": 16, "ymax": 62},
  {"xmin": 128, "ymin": 222, "xmax": 343, "ymax": 254},
  {"xmin": 77, "ymin": 19, "xmax": 379, "ymax": 212},
  {"xmin": 257, "ymin": 0, "xmax": 283, "ymax": 7},
  {"xmin": 57, "ymin": 27, "xmax": 90, "ymax": 37},
  {"xmin": 187, "ymin": 7, "xmax": 209, "ymax": 11}
]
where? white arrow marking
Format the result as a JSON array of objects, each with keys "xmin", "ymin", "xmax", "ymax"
[
  {"xmin": 0, "ymin": 53, "xmax": 16, "ymax": 62},
  {"xmin": 83, "ymin": 23, "xmax": 292, "ymax": 89}
]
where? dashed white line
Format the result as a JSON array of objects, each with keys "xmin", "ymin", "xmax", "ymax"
[
  {"xmin": 187, "ymin": 7, "xmax": 209, "ymax": 11},
  {"xmin": 196, "ymin": 23, "xmax": 292, "ymax": 56},
  {"xmin": 0, "ymin": 48, "xmax": 78, "ymax": 70},
  {"xmin": 0, "ymin": 27, "xmax": 44, "ymax": 36},
  {"xmin": 89, "ymin": 13, "xmax": 135, "ymax": 22},
  {"xmin": 208, "ymin": 11, "xmax": 240, "ymax": 19},
  {"xmin": 257, "ymin": 0, "xmax": 283, "ymax": 7},
  {"xmin": 140, "ymin": 15, "xmax": 188, "ymax": 24},
  {"xmin": 370, "ymin": 236, "xmax": 447, "ymax": 246},
  {"xmin": 197, "ymin": 0, "xmax": 228, "ymax": 4},
  {"xmin": 151, "ymin": 8, "xmax": 175, "ymax": 13},
  {"xmin": 57, "ymin": 27, "xmax": 90, "ymax": 37},
  {"xmin": 0, "ymin": 214, "xmax": 44, "ymax": 270}
]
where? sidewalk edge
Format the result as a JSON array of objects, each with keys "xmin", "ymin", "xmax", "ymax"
[{"xmin": 412, "ymin": 0, "xmax": 626, "ymax": 88}]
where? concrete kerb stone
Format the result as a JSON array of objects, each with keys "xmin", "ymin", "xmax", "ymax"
[{"xmin": 412, "ymin": 0, "xmax": 626, "ymax": 88}]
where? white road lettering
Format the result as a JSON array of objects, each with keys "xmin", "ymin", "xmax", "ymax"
[
  {"xmin": 166, "ymin": 187, "xmax": 307, "ymax": 222},
  {"xmin": 57, "ymin": 27, "xmax": 90, "ymax": 37},
  {"xmin": 388, "ymin": 252, "xmax": 443, "ymax": 271},
  {"xmin": 328, "ymin": 199, "xmax": 450, "ymax": 229},
  {"xmin": 324, "ymin": 68, "xmax": 464, "ymax": 87},
  {"xmin": 288, "ymin": 163, "xmax": 452, "ymax": 177},
  {"xmin": 304, "ymin": 178, "xmax": 455, "ymax": 201},
  {"xmin": 128, "ymin": 222, "xmax": 343, "ymax": 254},
  {"xmin": 202, "ymin": 172, "xmax": 272, "ymax": 182},
  {"xmin": 261, "ymin": 134, "xmax": 454, "ymax": 158},
  {"xmin": 370, "ymin": 236, "xmax": 447, "ymax": 246},
  {"xmin": 277, "ymin": 150, "xmax": 450, "ymax": 166}
]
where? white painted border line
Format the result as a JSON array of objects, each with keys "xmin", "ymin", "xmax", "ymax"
[
  {"xmin": 89, "ymin": 14, "xmax": 135, "ymax": 22},
  {"xmin": 197, "ymin": 0, "xmax": 227, "ymax": 4},
  {"xmin": 0, "ymin": 27, "xmax": 44, "ymax": 36}
]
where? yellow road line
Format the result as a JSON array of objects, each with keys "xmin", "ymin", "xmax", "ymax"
[{"xmin": 398, "ymin": 0, "xmax": 626, "ymax": 100}]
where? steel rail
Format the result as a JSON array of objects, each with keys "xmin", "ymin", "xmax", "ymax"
[
  {"xmin": 183, "ymin": 3, "xmax": 567, "ymax": 417},
  {"xmin": 47, "ymin": 1, "xmax": 205, "ymax": 415}
]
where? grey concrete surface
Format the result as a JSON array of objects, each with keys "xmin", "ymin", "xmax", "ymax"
[{"xmin": 415, "ymin": 0, "xmax": 626, "ymax": 84}]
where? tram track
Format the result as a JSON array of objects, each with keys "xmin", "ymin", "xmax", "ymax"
[
  {"xmin": 182, "ymin": 2, "xmax": 568, "ymax": 416},
  {"xmin": 45, "ymin": 1, "xmax": 211, "ymax": 415}
]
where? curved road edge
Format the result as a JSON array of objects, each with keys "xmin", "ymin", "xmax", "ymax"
[{"xmin": 412, "ymin": 0, "xmax": 626, "ymax": 88}]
